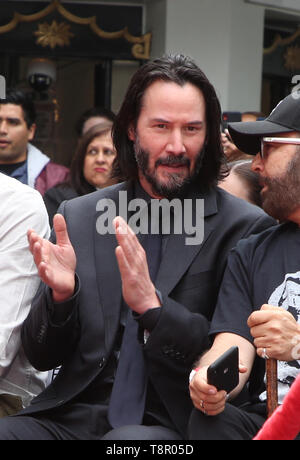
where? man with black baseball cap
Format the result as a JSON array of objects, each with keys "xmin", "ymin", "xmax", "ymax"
[
  {"xmin": 228, "ymin": 93, "xmax": 300, "ymax": 155},
  {"xmin": 188, "ymin": 93, "xmax": 300, "ymax": 440}
]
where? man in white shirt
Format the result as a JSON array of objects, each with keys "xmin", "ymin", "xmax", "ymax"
[{"xmin": 0, "ymin": 172, "xmax": 50, "ymax": 416}]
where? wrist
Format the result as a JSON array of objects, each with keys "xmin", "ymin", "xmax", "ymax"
[
  {"xmin": 189, "ymin": 367, "xmax": 201, "ymax": 384},
  {"xmin": 52, "ymin": 278, "xmax": 75, "ymax": 303},
  {"xmin": 133, "ymin": 288, "xmax": 161, "ymax": 315},
  {"xmin": 52, "ymin": 290, "xmax": 74, "ymax": 303}
]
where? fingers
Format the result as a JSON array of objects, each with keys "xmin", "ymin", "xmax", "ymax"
[
  {"xmin": 248, "ymin": 305, "xmax": 298, "ymax": 361},
  {"xmin": 196, "ymin": 393, "xmax": 227, "ymax": 416},
  {"xmin": 221, "ymin": 133, "xmax": 228, "ymax": 143},
  {"xmin": 247, "ymin": 305, "xmax": 274, "ymax": 328},
  {"xmin": 53, "ymin": 214, "xmax": 71, "ymax": 247},
  {"xmin": 36, "ymin": 260, "xmax": 51, "ymax": 285},
  {"xmin": 114, "ymin": 216, "xmax": 137, "ymax": 242},
  {"xmin": 115, "ymin": 245, "xmax": 131, "ymax": 281},
  {"xmin": 113, "ymin": 216, "xmax": 147, "ymax": 269},
  {"xmin": 28, "ymin": 222, "xmax": 61, "ymax": 280},
  {"xmin": 224, "ymin": 129, "xmax": 233, "ymax": 142},
  {"xmin": 248, "ymin": 304, "xmax": 295, "ymax": 332},
  {"xmin": 28, "ymin": 236, "xmax": 51, "ymax": 285},
  {"xmin": 248, "ymin": 309, "xmax": 277, "ymax": 357},
  {"xmin": 238, "ymin": 364, "xmax": 248, "ymax": 374},
  {"xmin": 189, "ymin": 370, "xmax": 226, "ymax": 416},
  {"xmin": 256, "ymin": 347, "xmax": 272, "ymax": 360},
  {"xmin": 190, "ymin": 386, "xmax": 227, "ymax": 416},
  {"xmin": 27, "ymin": 229, "xmax": 45, "ymax": 267},
  {"xmin": 114, "ymin": 215, "xmax": 133, "ymax": 235},
  {"xmin": 27, "ymin": 228, "xmax": 42, "ymax": 254}
]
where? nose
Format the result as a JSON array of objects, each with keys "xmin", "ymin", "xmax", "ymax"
[
  {"xmin": 166, "ymin": 129, "xmax": 186, "ymax": 155},
  {"xmin": 0, "ymin": 120, "xmax": 8, "ymax": 134},
  {"xmin": 251, "ymin": 153, "xmax": 263, "ymax": 173},
  {"xmin": 95, "ymin": 151, "xmax": 105, "ymax": 163}
]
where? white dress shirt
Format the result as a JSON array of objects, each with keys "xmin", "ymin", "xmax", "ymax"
[{"xmin": 0, "ymin": 173, "xmax": 50, "ymax": 407}]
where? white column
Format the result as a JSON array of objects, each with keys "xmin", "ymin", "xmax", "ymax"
[{"xmin": 146, "ymin": 0, "xmax": 265, "ymax": 112}]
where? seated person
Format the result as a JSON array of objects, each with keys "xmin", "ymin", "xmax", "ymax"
[
  {"xmin": 0, "ymin": 54, "xmax": 275, "ymax": 441},
  {"xmin": 44, "ymin": 122, "xmax": 121, "ymax": 226},
  {"xmin": 219, "ymin": 160, "xmax": 262, "ymax": 207},
  {"xmin": 188, "ymin": 93, "xmax": 300, "ymax": 440},
  {"xmin": 0, "ymin": 173, "xmax": 50, "ymax": 416}
]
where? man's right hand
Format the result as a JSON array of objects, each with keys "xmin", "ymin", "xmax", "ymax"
[{"xmin": 27, "ymin": 213, "xmax": 76, "ymax": 303}]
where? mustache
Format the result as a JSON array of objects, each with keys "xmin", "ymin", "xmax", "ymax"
[{"xmin": 155, "ymin": 154, "xmax": 190, "ymax": 168}]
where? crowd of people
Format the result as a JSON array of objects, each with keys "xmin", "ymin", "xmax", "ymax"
[{"xmin": 0, "ymin": 53, "xmax": 299, "ymax": 440}]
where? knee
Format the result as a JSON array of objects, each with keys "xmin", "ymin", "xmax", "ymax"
[
  {"xmin": 188, "ymin": 408, "xmax": 217, "ymax": 440},
  {"xmin": 0, "ymin": 416, "xmax": 20, "ymax": 440},
  {"xmin": 102, "ymin": 425, "xmax": 147, "ymax": 440},
  {"xmin": 102, "ymin": 425, "xmax": 182, "ymax": 440}
]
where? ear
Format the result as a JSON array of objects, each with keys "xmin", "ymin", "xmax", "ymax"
[
  {"xmin": 128, "ymin": 124, "xmax": 136, "ymax": 142},
  {"xmin": 28, "ymin": 123, "xmax": 36, "ymax": 142}
]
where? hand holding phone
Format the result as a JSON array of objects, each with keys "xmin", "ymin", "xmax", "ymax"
[{"xmin": 207, "ymin": 346, "xmax": 239, "ymax": 393}]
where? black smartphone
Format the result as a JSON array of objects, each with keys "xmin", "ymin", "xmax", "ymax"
[{"xmin": 207, "ymin": 346, "xmax": 239, "ymax": 393}]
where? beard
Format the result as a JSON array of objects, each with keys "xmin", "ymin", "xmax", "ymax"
[
  {"xmin": 260, "ymin": 153, "xmax": 300, "ymax": 222},
  {"xmin": 133, "ymin": 137, "xmax": 204, "ymax": 200}
]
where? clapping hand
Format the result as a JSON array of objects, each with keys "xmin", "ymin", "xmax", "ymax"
[
  {"xmin": 27, "ymin": 214, "xmax": 76, "ymax": 303},
  {"xmin": 113, "ymin": 216, "xmax": 161, "ymax": 315}
]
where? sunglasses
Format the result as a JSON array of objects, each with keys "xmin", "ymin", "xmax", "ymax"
[{"xmin": 260, "ymin": 137, "xmax": 300, "ymax": 159}]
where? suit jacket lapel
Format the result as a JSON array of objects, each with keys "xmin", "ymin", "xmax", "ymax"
[
  {"xmin": 156, "ymin": 187, "xmax": 218, "ymax": 296},
  {"xmin": 93, "ymin": 181, "xmax": 134, "ymax": 350}
]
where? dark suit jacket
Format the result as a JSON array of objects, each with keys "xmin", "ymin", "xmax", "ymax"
[
  {"xmin": 21, "ymin": 181, "xmax": 276, "ymax": 437},
  {"xmin": 43, "ymin": 184, "xmax": 79, "ymax": 227}
]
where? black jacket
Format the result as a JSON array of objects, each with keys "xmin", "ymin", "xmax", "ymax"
[
  {"xmin": 43, "ymin": 184, "xmax": 79, "ymax": 227},
  {"xmin": 21, "ymin": 181, "xmax": 276, "ymax": 437}
]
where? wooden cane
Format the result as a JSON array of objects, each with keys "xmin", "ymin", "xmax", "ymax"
[{"xmin": 266, "ymin": 358, "xmax": 278, "ymax": 417}]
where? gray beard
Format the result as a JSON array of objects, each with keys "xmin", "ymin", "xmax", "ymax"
[
  {"xmin": 261, "ymin": 154, "xmax": 300, "ymax": 222},
  {"xmin": 133, "ymin": 139, "xmax": 204, "ymax": 200}
]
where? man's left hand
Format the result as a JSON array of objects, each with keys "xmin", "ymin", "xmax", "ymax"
[{"xmin": 113, "ymin": 216, "xmax": 161, "ymax": 315}]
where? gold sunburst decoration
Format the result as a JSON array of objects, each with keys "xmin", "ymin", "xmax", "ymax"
[
  {"xmin": 34, "ymin": 20, "xmax": 74, "ymax": 49},
  {"xmin": 284, "ymin": 46, "xmax": 300, "ymax": 71},
  {"xmin": 0, "ymin": 0, "xmax": 151, "ymax": 59}
]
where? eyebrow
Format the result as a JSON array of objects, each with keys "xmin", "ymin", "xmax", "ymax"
[
  {"xmin": 150, "ymin": 118, "xmax": 204, "ymax": 125},
  {"xmin": 0, "ymin": 117, "xmax": 21, "ymax": 123}
]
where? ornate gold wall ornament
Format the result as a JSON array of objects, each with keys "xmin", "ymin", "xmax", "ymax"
[
  {"xmin": 284, "ymin": 46, "xmax": 300, "ymax": 71},
  {"xmin": 0, "ymin": 0, "xmax": 151, "ymax": 59},
  {"xmin": 264, "ymin": 27, "xmax": 300, "ymax": 55},
  {"xmin": 34, "ymin": 21, "xmax": 74, "ymax": 49}
]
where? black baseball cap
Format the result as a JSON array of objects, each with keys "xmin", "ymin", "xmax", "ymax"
[{"xmin": 228, "ymin": 94, "xmax": 300, "ymax": 155}]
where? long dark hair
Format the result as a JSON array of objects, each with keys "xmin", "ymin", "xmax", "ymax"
[
  {"xmin": 112, "ymin": 54, "xmax": 226, "ymax": 188},
  {"xmin": 69, "ymin": 122, "xmax": 116, "ymax": 195}
]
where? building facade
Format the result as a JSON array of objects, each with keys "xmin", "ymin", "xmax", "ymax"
[{"xmin": 0, "ymin": 0, "xmax": 299, "ymax": 165}]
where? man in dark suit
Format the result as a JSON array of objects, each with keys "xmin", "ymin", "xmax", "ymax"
[{"xmin": 0, "ymin": 54, "xmax": 275, "ymax": 440}]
